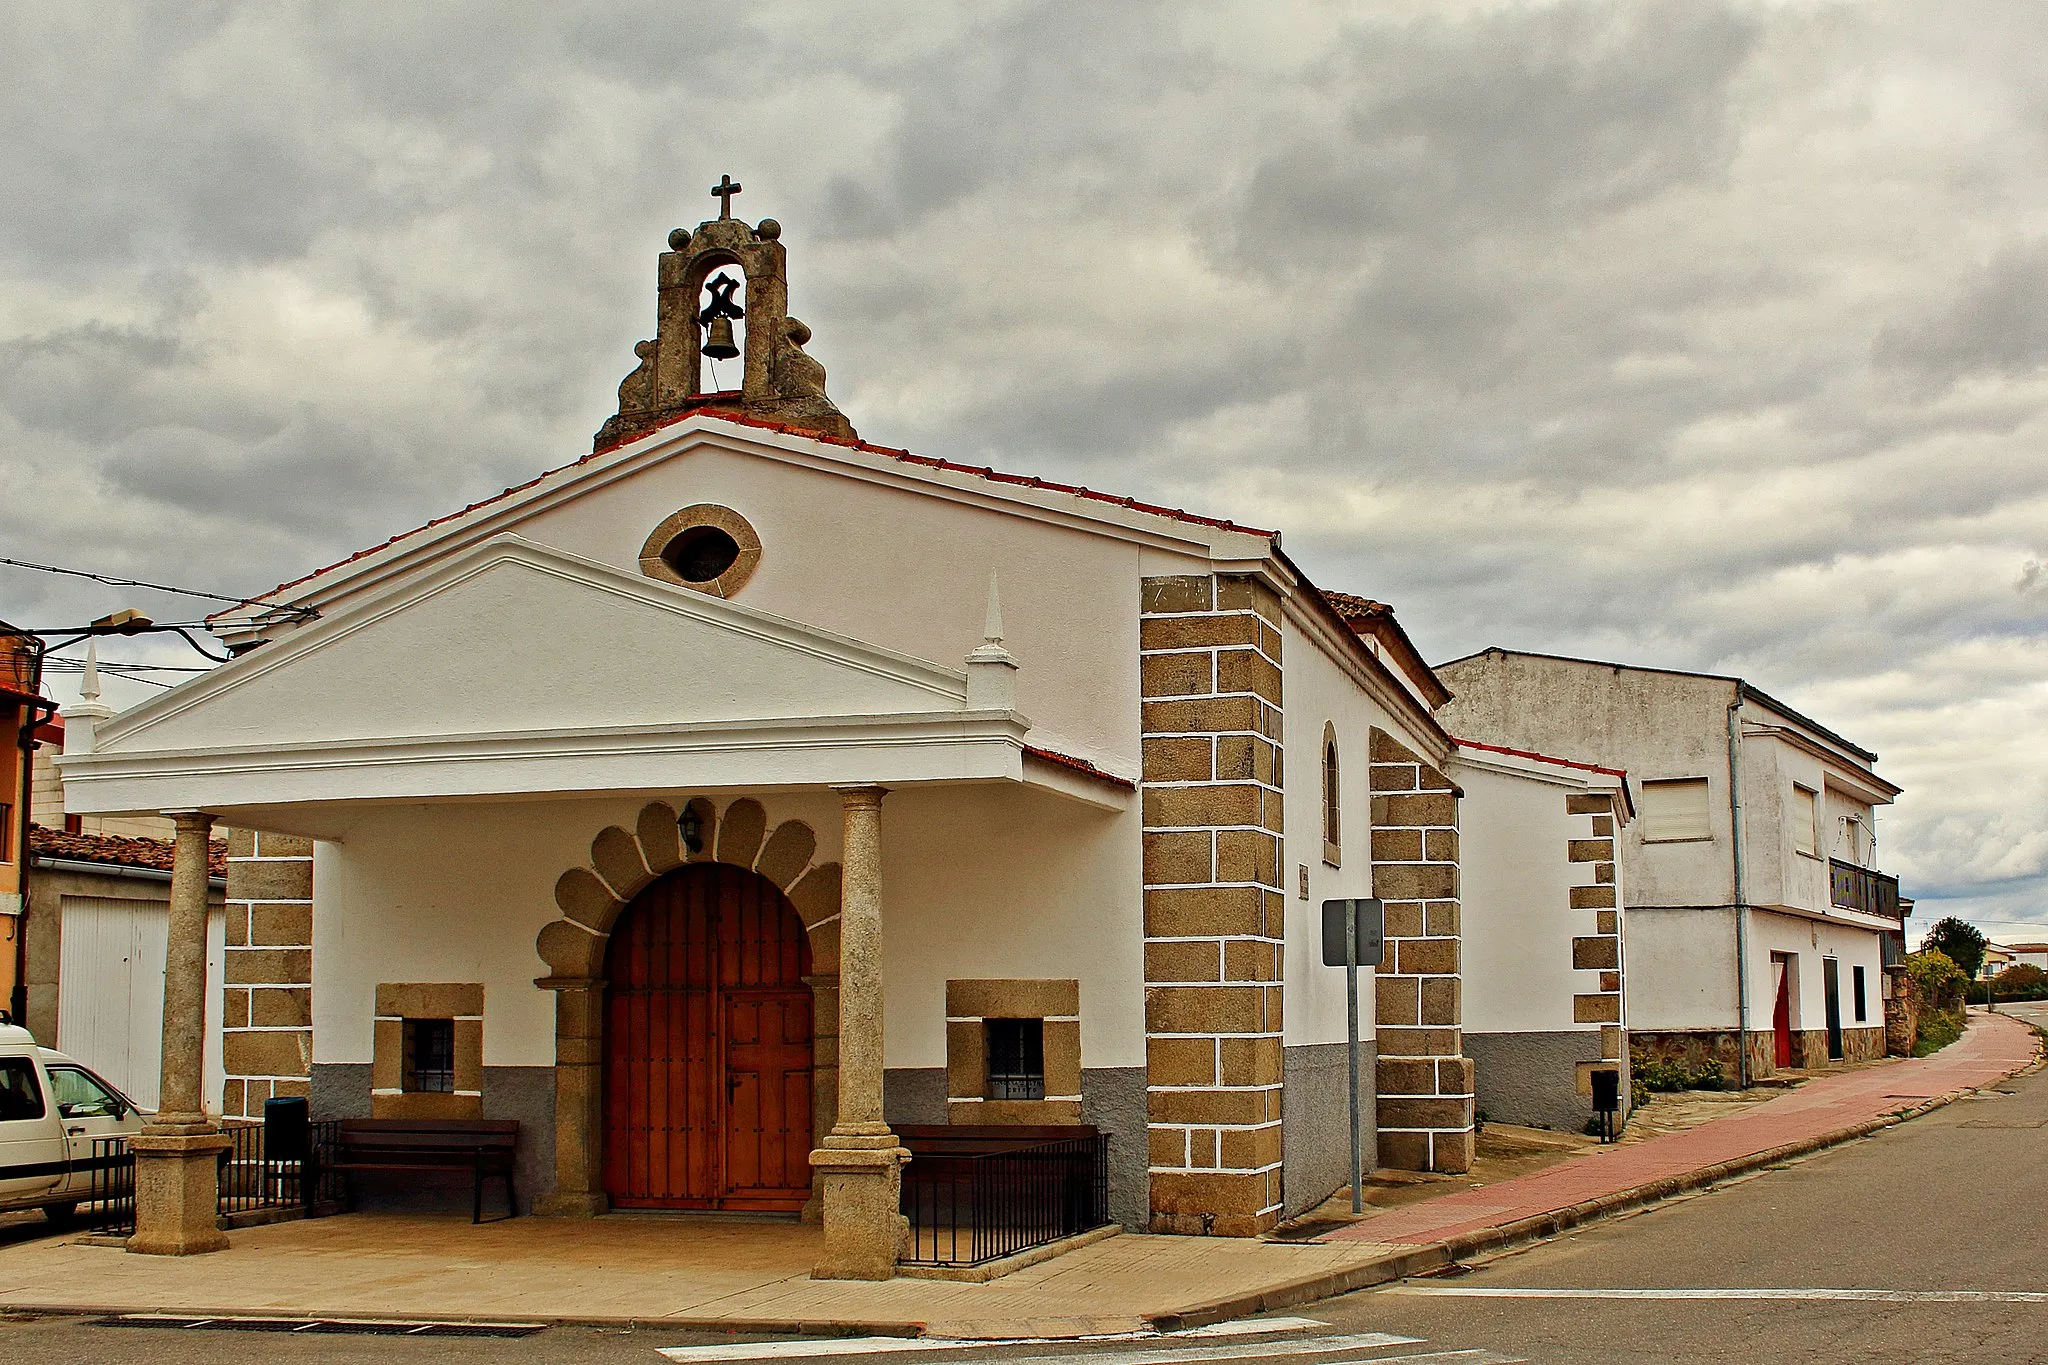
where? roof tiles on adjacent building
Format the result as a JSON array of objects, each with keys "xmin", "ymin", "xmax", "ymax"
[{"xmin": 30, "ymin": 824, "xmax": 228, "ymax": 879}]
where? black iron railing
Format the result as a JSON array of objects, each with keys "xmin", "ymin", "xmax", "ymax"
[
  {"xmin": 85, "ymin": 1119, "xmax": 343, "ymax": 1236},
  {"xmin": 86, "ymin": 1135, "xmax": 134, "ymax": 1234},
  {"xmin": 899, "ymin": 1125, "xmax": 1107, "ymax": 1267},
  {"xmin": 1831, "ymin": 859, "xmax": 1902, "ymax": 920}
]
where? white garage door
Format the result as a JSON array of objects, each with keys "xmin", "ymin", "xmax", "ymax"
[{"xmin": 55, "ymin": 895, "xmax": 225, "ymax": 1114}]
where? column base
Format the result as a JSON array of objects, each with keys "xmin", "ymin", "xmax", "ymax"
[
  {"xmin": 126, "ymin": 1131, "xmax": 232, "ymax": 1256},
  {"xmin": 533, "ymin": 1191, "xmax": 610, "ymax": 1218},
  {"xmin": 809, "ymin": 1141, "xmax": 909, "ymax": 1280}
]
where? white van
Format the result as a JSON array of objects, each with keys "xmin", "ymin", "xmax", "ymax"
[{"xmin": 0, "ymin": 1021, "xmax": 147, "ymax": 1223}]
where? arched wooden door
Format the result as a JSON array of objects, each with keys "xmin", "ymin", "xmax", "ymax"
[{"xmin": 603, "ymin": 863, "xmax": 814, "ymax": 1210}]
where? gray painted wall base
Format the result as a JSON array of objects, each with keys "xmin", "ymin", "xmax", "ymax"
[
  {"xmin": 1466, "ymin": 1030, "xmax": 1603, "ymax": 1132},
  {"xmin": 309, "ymin": 1063, "xmax": 555, "ymax": 1213},
  {"xmin": 1283, "ymin": 1041, "xmax": 1368, "ymax": 1218},
  {"xmin": 885, "ymin": 1064, "xmax": 1149, "ymax": 1231}
]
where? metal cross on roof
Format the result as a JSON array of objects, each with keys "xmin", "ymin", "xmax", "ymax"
[{"xmin": 711, "ymin": 174, "xmax": 742, "ymax": 218}]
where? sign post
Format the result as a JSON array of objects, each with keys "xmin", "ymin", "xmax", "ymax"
[{"xmin": 1322, "ymin": 898, "xmax": 1384, "ymax": 1213}]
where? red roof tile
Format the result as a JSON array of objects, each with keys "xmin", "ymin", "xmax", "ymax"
[
  {"xmin": 1023, "ymin": 745, "xmax": 1136, "ymax": 791},
  {"xmin": 1451, "ymin": 737, "xmax": 1629, "ymax": 781},
  {"xmin": 219, "ymin": 411, "xmax": 1275, "ymax": 621},
  {"xmin": 30, "ymin": 825, "xmax": 228, "ymax": 879}
]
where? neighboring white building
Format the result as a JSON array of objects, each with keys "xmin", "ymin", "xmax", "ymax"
[
  {"xmin": 1437, "ymin": 649, "xmax": 1904, "ymax": 1081},
  {"xmin": 1450, "ymin": 740, "xmax": 1633, "ymax": 1130}
]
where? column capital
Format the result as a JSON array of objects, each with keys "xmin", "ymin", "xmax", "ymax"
[
  {"xmin": 163, "ymin": 810, "xmax": 217, "ymax": 833},
  {"xmin": 832, "ymin": 784, "xmax": 889, "ymax": 808}
]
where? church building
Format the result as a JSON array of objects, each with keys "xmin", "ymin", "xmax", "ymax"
[{"xmin": 58, "ymin": 189, "xmax": 1633, "ymax": 1275}]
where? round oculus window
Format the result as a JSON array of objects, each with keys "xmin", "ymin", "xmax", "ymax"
[
  {"xmin": 663, "ymin": 525, "xmax": 742, "ymax": 584},
  {"xmin": 637, "ymin": 504, "xmax": 762, "ymax": 597}
]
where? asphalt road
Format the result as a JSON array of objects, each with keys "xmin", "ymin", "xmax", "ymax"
[
  {"xmin": 0, "ymin": 1017, "xmax": 2036, "ymax": 1364},
  {"xmin": 1317, "ymin": 1011, "xmax": 2048, "ymax": 1363}
]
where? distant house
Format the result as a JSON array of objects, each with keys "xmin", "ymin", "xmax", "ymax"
[
  {"xmin": 1988, "ymin": 942, "xmax": 2048, "ymax": 975},
  {"xmin": 1437, "ymin": 649, "xmax": 1905, "ymax": 1081},
  {"xmin": 23, "ymin": 716, "xmax": 230, "ymax": 1110}
]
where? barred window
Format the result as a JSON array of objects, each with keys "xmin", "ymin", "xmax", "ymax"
[
  {"xmin": 984, "ymin": 1018, "xmax": 1045, "ymax": 1101},
  {"xmin": 402, "ymin": 1018, "xmax": 456, "ymax": 1094}
]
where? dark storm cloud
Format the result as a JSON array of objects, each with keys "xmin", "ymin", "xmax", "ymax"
[{"xmin": 1, "ymin": 1, "xmax": 2045, "ymax": 935}]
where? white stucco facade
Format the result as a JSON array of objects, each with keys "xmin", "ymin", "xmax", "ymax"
[{"xmin": 1437, "ymin": 649, "xmax": 1904, "ymax": 1074}]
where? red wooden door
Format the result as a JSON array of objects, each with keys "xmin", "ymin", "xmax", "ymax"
[
  {"xmin": 603, "ymin": 864, "xmax": 813, "ymax": 1210},
  {"xmin": 1772, "ymin": 958, "xmax": 1794, "ymax": 1069}
]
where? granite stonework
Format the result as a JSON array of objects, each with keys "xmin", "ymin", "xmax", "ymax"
[
  {"xmin": 595, "ymin": 211, "xmax": 856, "ymax": 450},
  {"xmin": 1282, "ymin": 1041, "xmax": 1367, "ymax": 1217},
  {"xmin": 310, "ymin": 1064, "xmax": 555, "ymax": 1213},
  {"xmin": 1466, "ymin": 1031, "xmax": 1605, "ymax": 1131},
  {"xmin": 1139, "ymin": 572, "xmax": 1289, "ymax": 1237}
]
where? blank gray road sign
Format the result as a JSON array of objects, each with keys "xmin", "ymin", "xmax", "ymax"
[{"xmin": 1322, "ymin": 898, "xmax": 1385, "ymax": 968}]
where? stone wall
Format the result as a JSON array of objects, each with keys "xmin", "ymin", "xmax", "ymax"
[
  {"xmin": 1368, "ymin": 729, "xmax": 1473, "ymax": 1173},
  {"xmin": 1139, "ymin": 572, "xmax": 1287, "ymax": 1236},
  {"xmin": 222, "ymin": 830, "xmax": 314, "ymax": 1117},
  {"xmin": 1564, "ymin": 791, "xmax": 1630, "ymax": 1106}
]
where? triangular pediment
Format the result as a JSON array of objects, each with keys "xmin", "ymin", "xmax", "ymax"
[{"xmin": 99, "ymin": 536, "xmax": 969, "ymax": 755}]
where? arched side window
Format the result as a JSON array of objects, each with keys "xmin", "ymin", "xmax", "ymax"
[{"xmin": 1322, "ymin": 722, "xmax": 1342, "ymax": 867}]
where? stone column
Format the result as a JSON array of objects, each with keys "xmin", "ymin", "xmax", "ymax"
[
  {"xmin": 809, "ymin": 785, "xmax": 907, "ymax": 1280},
  {"xmin": 535, "ymin": 981, "xmax": 609, "ymax": 1216},
  {"xmin": 128, "ymin": 810, "xmax": 231, "ymax": 1256}
]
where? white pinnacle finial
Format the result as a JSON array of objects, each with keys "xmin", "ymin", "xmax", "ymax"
[
  {"xmin": 80, "ymin": 640, "xmax": 101, "ymax": 704},
  {"xmin": 983, "ymin": 573, "xmax": 1004, "ymax": 647},
  {"xmin": 966, "ymin": 570, "xmax": 1018, "ymax": 710}
]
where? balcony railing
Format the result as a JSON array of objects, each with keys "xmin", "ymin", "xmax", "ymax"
[{"xmin": 1830, "ymin": 858, "xmax": 1902, "ymax": 920}]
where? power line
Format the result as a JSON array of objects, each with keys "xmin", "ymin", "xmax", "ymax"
[
  {"xmin": 0, "ymin": 555, "xmax": 315, "ymax": 620},
  {"xmin": 38, "ymin": 657, "xmax": 210, "ymax": 675}
]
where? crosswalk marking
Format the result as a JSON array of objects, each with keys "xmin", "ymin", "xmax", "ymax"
[
  {"xmin": 657, "ymin": 1327, "xmax": 1432, "ymax": 1364},
  {"xmin": 1385, "ymin": 1285, "xmax": 2048, "ymax": 1304}
]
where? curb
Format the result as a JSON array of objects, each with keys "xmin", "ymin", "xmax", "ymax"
[
  {"xmin": 1, "ymin": 1303, "xmax": 932, "ymax": 1337},
  {"xmin": 1151, "ymin": 1028, "xmax": 2044, "ymax": 1332}
]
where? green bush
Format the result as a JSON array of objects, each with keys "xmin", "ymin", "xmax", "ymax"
[
  {"xmin": 1984, "ymin": 964, "xmax": 2048, "ymax": 1003},
  {"xmin": 1907, "ymin": 950, "xmax": 1970, "ymax": 1013},
  {"xmin": 1913, "ymin": 1009, "xmax": 1964, "ymax": 1056},
  {"xmin": 1907, "ymin": 949, "xmax": 1970, "ymax": 1055},
  {"xmin": 1632, "ymin": 1055, "xmax": 1728, "ymax": 1093}
]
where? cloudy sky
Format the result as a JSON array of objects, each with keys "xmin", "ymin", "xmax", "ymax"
[{"xmin": 3, "ymin": 2, "xmax": 2045, "ymax": 941}]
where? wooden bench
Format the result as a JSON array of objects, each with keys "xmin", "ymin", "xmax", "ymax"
[{"xmin": 332, "ymin": 1119, "xmax": 518, "ymax": 1223}]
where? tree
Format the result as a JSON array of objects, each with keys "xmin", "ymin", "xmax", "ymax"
[
  {"xmin": 1922, "ymin": 917, "xmax": 1988, "ymax": 980},
  {"xmin": 1993, "ymin": 963, "xmax": 2048, "ymax": 997}
]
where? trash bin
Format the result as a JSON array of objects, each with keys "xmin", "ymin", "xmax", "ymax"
[
  {"xmin": 264, "ymin": 1096, "xmax": 315, "ymax": 1209},
  {"xmin": 264, "ymin": 1096, "xmax": 311, "ymax": 1163}
]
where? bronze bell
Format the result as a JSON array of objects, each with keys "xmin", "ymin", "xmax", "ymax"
[{"xmin": 701, "ymin": 314, "xmax": 739, "ymax": 360}]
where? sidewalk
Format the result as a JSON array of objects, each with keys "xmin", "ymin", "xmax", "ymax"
[
  {"xmin": 1317, "ymin": 1009, "xmax": 2039, "ymax": 1252},
  {"xmin": 0, "ymin": 1013, "xmax": 2030, "ymax": 1338}
]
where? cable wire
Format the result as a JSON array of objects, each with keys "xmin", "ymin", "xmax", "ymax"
[{"xmin": 0, "ymin": 555, "xmax": 316, "ymax": 620}]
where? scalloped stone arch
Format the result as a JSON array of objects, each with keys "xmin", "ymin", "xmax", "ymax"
[{"xmin": 533, "ymin": 796, "xmax": 842, "ymax": 1217}]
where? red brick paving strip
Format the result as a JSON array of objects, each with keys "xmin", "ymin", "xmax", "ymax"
[{"xmin": 1322, "ymin": 1011, "xmax": 2040, "ymax": 1247}]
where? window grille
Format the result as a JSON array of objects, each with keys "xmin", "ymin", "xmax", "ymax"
[
  {"xmin": 985, "ymin": 1018, "xmax": 1045, "ymax": 1101},
  {"xmin": 403, "ymin": 1018, "xmax": 457, "ymax": 1094}
]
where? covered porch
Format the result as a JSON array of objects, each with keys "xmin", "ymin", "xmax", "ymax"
[{"xmin": 54, "ymin": 538, "xmax": 1137, "ymax": 1277}]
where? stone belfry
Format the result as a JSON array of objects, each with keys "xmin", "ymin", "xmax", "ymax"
[{"xmin": 596, "ymin": 175, "xmax": 856, "ymax": 450}]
